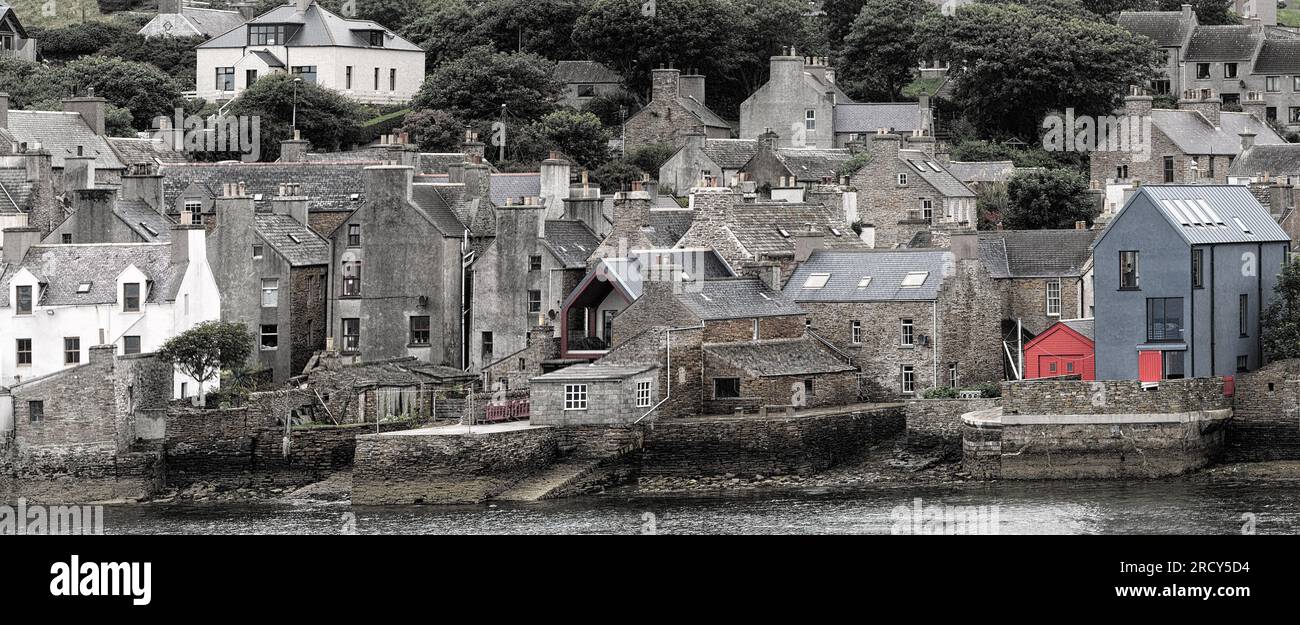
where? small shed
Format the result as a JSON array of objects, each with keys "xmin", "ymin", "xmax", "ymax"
[
  {"xmin": 529, "ymin": 363, "xmax": 659, "ymax": 426},
  {"xmin": 1023, "ymin": 319, "xmax": 1095, "ymax": 381}
]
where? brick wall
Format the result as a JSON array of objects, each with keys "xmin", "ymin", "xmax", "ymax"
[
  {"xmin": 1002, "ymin": 377, "xmax": 1230, "ymax": 415},
  {"xmin": 1228, "ymin": 359, "xmax": 1300, "ymax": 461}
]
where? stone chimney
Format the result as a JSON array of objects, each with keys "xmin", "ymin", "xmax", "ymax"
[
  {"xmin": 679, "ymin": 72, "xmax": 706, "ymax": 105},
  {"xmin": 562, "ymin": 177, "xmax": 605, "ymax": 238},
  {"xmin": 121, "ymin": 163, "xmax": 165, "ymax": 214},
  {"xmin": 1179, "ymin": 88, "xmax": 1221, "ymax": 127},
  {"xmin": 447, "ymin": 160, "xmax": 466, "ymax": 184},
  {"xmin": 463, "ymin": 155, "xmax": 492, "ymax": 226},
  {"xmin": 22, "ymin": 147, "xmax": 58, "ymax": 237},
  {"xmin": 906, "ymin": 131, "xmax": 936, "ymax": 157},
  {"xmin": 296, "ymin": 0, "xmax": 310, "ymax": 14},
  {"xmin": 768, "ymin": 51, "xmax": 805, "ymax": 93},
  {"xmin": 870, "ymin": 130, "xmax": 903, "ymax": 163},
  {"xmin": 279, "ymin": 130, "xmax": 310, "ymax": 162},
  {"xmin": 88, "ymin": 344, "xmax": 117, "ymax": 367},
  {"xmin": 63, "ymin": 155, "xmax": 97, "ymax": 192},
  {"xmin": 0, "ymin": 92, "xmax": 8, "ymax": 130},
  {"xmin": 230, "ymin": 2, "xmax": 257, "ymax": 20},
  {"xmin": 384, "ymin": 140, "xmax": 420, "ymax": 169},
  {"xmin": 793, "ymin": 227, "xmax": 823, "ymax": 263},
  {"xmin": 70, "ymin": 187, "xmax": 120, "ymax": 241},
  {"xmin": 364, "ymin": 165, "xmax": 415, "ymax": 213},
  {"xmin": 1242, "ymin": 91, "xmax": 1267, "ymax": 122},
  {"xmin": 758, "ymin": 127, "xmax": 779, "ymax": 151},
  {"xmin": 804, "ymin": 56, "xmax": 828, "ymax": 84},
  {"xmin": 272, "ymin": 183, "xmax": 309, "ymax": 225},
  {"xmin": 2, "ymin": 227, "xmax": 41, "ymax": 265},
  {"xmin": 171, "ymin": 223, "xmax": 208, "ymax": 267},
  {"xmin": 539, "ymin": 152, "xmax": 571, "ymax": 220},
  {"xmin": 1124, "ymin": 94, "xmax": 1153, "ymax": 117},
  {"xmin": 1241, "ymin": 131, "xmax": 1257, "ymax": 152},
  {"xmin": 214, "ymin": 181, "xmax": 255, "ymax": 236},
  {"xmin": 158, "ymin": 0, "xmax": 182, "ymax": 13},
  {"xmin": 1182, "ymin": 3, "xmax": 1193, "ymax": 21},
  {"xmin": 63, "ymin": 90, "xmax": 107, "ymax": 136},
  {"xmin": 950, "ymin": 232, "xmax": 979, "ymax": 260},
  {"xmin": 650, "ymin": 67, "xmax": 681, "ymax": 102},
  {"xmin": 744, "ymin": 260, "xmax": 783, "ymax": 292},
  {"xmin": 461, "ymin": 129, "xmax": 486, "ymax": 160},
  {"xmin": 610, "ymin": 186, "xmax": 652, "ymax": 241}
]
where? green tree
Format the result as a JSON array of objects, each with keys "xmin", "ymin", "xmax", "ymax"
[
  {"xmin": 473, "ymin": 0, "xmax": 592, "ymax": 60},
  {"xmin": 838, "ymin": 0, "xmax": 935, "ymax": 101},
  {"xmin": 582, "ymin": 91, "xmax": 640, "ymax": 126},
  {"xmin": 401, "ymin": 109, "xmax": 467, "ymax": 152},
  {"xmin": 156, "ymin": 321, "xmax": 254, "ymax": 406},
  {"xmin": 627, "ymin": 143, "xmax": 678, "ymax": 175},
  {"xmin": 400, "ymin": 0, "xmax": 491, "ymax": 69},
  {"xmin": 0, "ymin": 56, "xmax": 61, "ymax": 109},
  {"xmin": 27, "ymin": 20, "xmax": 137, "ymax": 62},
  {"xmin": 55, "ymin": 56, "xmax": 184, "ymax": 130},
  {"xmin": 526, "ymin": 110, "xmax": 611, "ymax": 168},
  {"xmin": 1263, "ymin": 260, "xmax": 1300, "ymax": 361},
  {"xmin": 590, "ymin": 158, "xmax": 644, "ymax": 190},
  {"xmin": 1001, "ymin": 169, "xmax": 1098, "ymax": 229},
  {"xmin": 100, "ymin": 34, "xmax": 204, "ymax": 89},
  {"xmin": 411, "ymin": 45, "xmax": 560, "ymax": 123},
  {"xmin": 227, "ymin": 74, "xmax": 368, "ymax": 160},
  {"xmin": 821, "ymin": 0, "xmax": 866, "ymax": 53}
]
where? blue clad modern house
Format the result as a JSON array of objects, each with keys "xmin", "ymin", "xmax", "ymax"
[{"xmin": 1093, "ymin": 185, "xmax": 1290, "ymax": 381}]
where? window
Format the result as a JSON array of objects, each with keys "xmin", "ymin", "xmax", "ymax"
[
  {"xmin": 1192, "ymin": 248, "xmax": 1204, "ymax": 288},
  {"xmin": 529, "ymin": 255, "xmax": 542, "ymax": 271},
  {"xmin": 1291, "ymin": 108, "xmax": 1300, "ymax": 125},
  {"xmin": 374, "ymin": 67, "xmax": 381, "ymax": 91},
  {"xmin": 949, "ymin": 363, "xmax": 958, "ymax": 388},
  {"xmin": 123, "ymin": 282, "xmax": 141, "ymax": 312},
  {"xmin": 216, "ymin": 67, "xmax": 235, "ymax": 91},
  {"xmin": 636, "ymin": 381, "xmax": 651, "ymax": 407},
  {"xmin": 714, "ymin": 378, "xmax": 741, "ymax": 399},
  {"xmin": 15, "ymin": 284, "xmax": 32, "ymax": 314},
  {"xmin": 1268, "ymin": 106, "xmax": 1278, "ymax": 121},
  {"xmin": 563, "ymin": 384, "xmax": 588, "ymax": 410},
  {"xmin": 1164, "ymin": 351, "xmax": 1185, "ymax": 380},
  {"xmin": 261, "ymin": 278, "xmax": 279, "ymax": 308},
  {"xmin": 1196, "ymin": 63, "xmax": 1210, "ymax": 79},
  {"xmin": 347, "ymin": 224, "xmax": 361, "ymax": 247},
  {"xmin": 897, "ymin": 173, "xmax": 908, "ymax": 186},
  {"xmin": 369, "ymin": 30, "xmax": 385, "ymax": 47},
  {"xmin": 901, "ymin": 318, "xmax": 914, "ymax": 346},
  {"xmin": 528, "ymin": 290, "xmax": 542, "ymax": 314},
  {"xmin": 291, "ymin": 66, "xmax": 317, "ymax": 84},
  {"xmin": 1146, "ymin": 297, "xmax": 1184, "ymax": 342},
  {"xmin": 1046, "ymin": 278, "xmax": 1062, "ymax": 316},
  {"xmin": 803, "ymin": 273, "xmax": 831, "ymax": 289},
  {"xmin": 248, "ymin": 24, "xmax": 288, "ymax": 45},
  {"xmin": 482, "ymin": 331, "xmax": 494, "ymax": 359},
  {"xmin": 260, "ymin": 324, "xmax": 278, "ymax": 350},
  {"xmin": 920, "ymin": 198, "xmax": 933, "ymax": 224},
  {"xmin": 123, "ymin": 336, "xmax": 141, "ymax": 355},
  {"xmin": 851, "ymin": 320, "xmax": 862, "ymax": 344},
  {"xmin": 1267, "ymin": 76, "xmax": 1281, "ymax": 92},
  {"xmin": 1163, "ymin": 156, "xmax": 1175, "ymax": 183},
  {"xmin": 409, "ymin": 316, "xmax": 430, "ymax": 345},
  {"xmin": 576, "ymin": 84, "xmax": 596, "ymax": 98},
  {"xmin": 253, "ymin": 244, "xmax": 264, "ymax": 259},
  {"xmin": 901, "ymin": 365, "xmax": 915, "ymax": 394},
  {"xmin": 342, "ymin": 318, "xmax": 360, "ymax": 352},
  {"xmin": 1239, "ymin": 294, "xmax": 1249, "ymax": 337},
  {"xmin": 343, "ymin": 65, "xmax": 353, "ymax": 89},
  {"xmin": 1120, "ymin": 251, "xmax": 1140, "ymax": 289},
  {"xmin": 246, "ymin": 69, "xmax": 258, "ymax": 87},
  {"xmin": 1116, "ymin": 165, "xmax": 1128, "ymax": 179},
  {"xmin": 805, "ymin": 109, "xmax": 816, "ymax": 131},
  {"xmin": 752, "ymin": 318, "xmax": 759, "ymax": 340},
  {"xmin": 0, "ymin": 34, "xmax": 11, "ymax": 50},
  {"xmin": 28, "ymin": 400, "xmax": 43, "ymax": 423},
  {"xmin": 1153, "ymin": 79, "xmax": 1170, "ymax": 95},
  {"xmin": 64, "ymin": 337, "xmax": 80, "ymax": 364},
  {"xmin": 900, "ymin": 271, "xmax": 929, "ymax": 287},
  {"xmin": 16, "ymin": 338, "xmax": 31, "ymax": 365},
  {"xmin": 1237, "ymin": 355, "xmax": 1249, "ymax": 372},
  {"xmin": 804, "ymin": 378, "xmax": 814, "ymax": 398},
  {"xmin": 342, "ymin": 261, "xmax": 361, "ymax": 296},
  {"xmin": 62, "ymin": 233, "xmax": 72, "ymax": 244},
  {"xmin": 389, "ymin": 68, "xmax": 397, "ymax": 91},
  {"xmin": 1224, "ymin": 63, "xmax": 1237, "ymax": 79}
]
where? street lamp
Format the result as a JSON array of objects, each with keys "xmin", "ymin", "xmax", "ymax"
[{"xmin": 292, "ymin": 77, "xmax": 303, "ymax": 132}]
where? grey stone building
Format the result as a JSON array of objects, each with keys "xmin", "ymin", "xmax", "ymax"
[
  {"xmin": 739, "ymin": 52, "xmax": 853, "ymax": 149},
  {"xmin": 624, "ymin": 67, "xmax": 731, "ymax": 154},
  {"xmin": 736, "ymin": 131, "xmax": 851, "ymax": 192},
  {"xmin": 978, "ymin": 228, "xmax": 1098, "ymax": 337},
  {"xmin": 833, "ymin": 100, "xmax": 932, "ymax": 148},
  {"xmin": 553, "ymin": 61, "xmax": 624, "ymax": 109},
  {"xmin": 0, "ymin": 3, "xmax": 36, "ymax": 61},
  {"xmin": 0, "ymin": 146, "xmax": 62, "ymax": 236},
  {"xmin": 529, "ymin": 363, "xmax": 659, "ymax": 426},
  {"xmin": 139, "ymin": 0, "xmax": 250, "ymax": 39},
  {"xmin": 1093, "ymin": 185, "xmax": 1290, "ymax": 380},
  {"xmin": 657, "ymin": 132, "xmax": 758, "ymax": 195},
  {"xmin": 846, "ymin": 132, "xmax": 975, "ymax": 249}
]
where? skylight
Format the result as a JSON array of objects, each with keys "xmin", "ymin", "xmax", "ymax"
[
  {"xmin": 1233, "ymin": 216, "xmax": 1252, "ymax": 235},
  {"xmin": 857, "ymin": 277, "xmax": 872, "ymax": 288},
  {"xmin": 926, "ymin": 161, "xmax": 942, "ymax": 172},
  {"xmin": 140, "ymin": 223, "xmax": 159, "ymax": 237},
  {"xmin": 900, "ymin": 271, "xmax": 929, "ymax": 287},
  {"xmin": 76, "ymin": 282, "xmax": 92, "ymax": 294},
  {"xmin": 778, "ymin": 228, "xmax": 791, "ymax": 238},
  {"xmin": 803, "ymin": 273, "xmax": 831, "ymax": 289},
  {"xmin": 288, "ymin": 233, "xmax": 302, "ymax": 244},
  {"xmin": 830, "ymin": 228, "xmax": 842, "ymax": 236}
]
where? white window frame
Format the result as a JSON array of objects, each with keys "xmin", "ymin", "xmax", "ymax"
[
  {"xmin": 901, "ymin": 318, "xmax": 914, "ymax": 347},
  {"xmin": 1046, "ymin": 278, "xmax": 1062, "ymax": 317},
  {"xmin": 260, "ymin": 324, "xmax": 278, "ymax": 351},
  {"xmin": 564, "ymin": 384, "xmax": 588, "ymax": 410},
  {"xmin": 261, "ymin": 278, "xmax": 279, "ymax": 308},
  {"xmin": 901, "ymin": 365, "xmax": 915, "ymax": 394},
  {"xmin": 636, "ymin": 381, "xmax": 651, "ymax": 408},
  {"xmin": 949, "ymin": 363, "xmax": 958, "ymax": 388},
  {"xmin": 851, "ymin": 320, "xmax": 862, "ymax": 344},
  {"xmin": 921, "ymin": 197, "xmax": 933, "ymax": 224},
  {"xmin": 897, "ymin": 173, "xmax": 907, "ymax": 186},
  {"xmin": 805, "ymin": 109, "xmax": 816, "ymax": 131}
]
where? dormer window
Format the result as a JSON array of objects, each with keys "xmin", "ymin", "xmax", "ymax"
[
  {"xmin": 249, "ymin": 24, "xmax": 290, "ymax": 46},
  {"xmin": 15, "ymin": 285, "xmax": 32, "ymax": 314},
  {"xmin": 369, "ymin": 31, "xmax": 385, "ymax": 47},
  {"xmin": 123, "ymin": 282, "xmax": 141, "ymax": 312}
]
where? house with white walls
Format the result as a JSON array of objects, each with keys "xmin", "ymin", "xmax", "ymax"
[
  {"xmin": 194, "ymin": 0, "xmax": 425, "ymax": 104},
  {"xmin": 0, "ymin": 225, "xmax": 221, "ymax": 399}
]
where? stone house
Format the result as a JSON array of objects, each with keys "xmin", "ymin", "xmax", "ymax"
[
  {"xmin": 1089, "ymin": 92, "xmax": 1282, "ymax": 216},
  {"xmin": 0, "ymin": 147, "xmax": 63, "ymax": 237},
  {"xmin": 833, "ymin": 100, "xmax": 932, "ymax": 148},
  {"xmin": 327, "ymin": 165, "xmax": 469, "ymax": 369},
  {"xmin": 0, "ymin": 225, "xmax": 221, "ymax": 399},
  {"xmin": 624, "ymin": 67, "xmax": 732, "ymax": 154},
  {"xmin": 739, "ymin": 52, "xmax": 853, "ymax": 149},
  {"xmin": 0, "ymin": 3, "xmax": 36, "ymax": 61},
  {"xmin": 784, "ymin": 247, "xmax": 1002, "ymax": 398},
  {"xmin": 298, "ymin": 353, "xmax": 476, "ymax": 424},
  {"xmin": 206, "ymin": 182, "xmax": 329, "ymax": 383},
  {"xmin": 978, "ymin": 228, "xmax": 1098, "ymax": 338},
  {"xmin": 529, "ymin": 363, "xmax": 659, "ymax": 426},
  {"xmin": 195, "ymin": 0, "xmax": 425, "ymax": 105},
  {"xmin": 44, "ymin": 179, "xmax": 173, "ymax": 246},
  {"xmin": 846, "ymin": 132, "xmax": 976, "ymax": 249},
  {"xmin": 737, "ymin": 131, "xmax": 852, "ymax": 193},
  {"xmin": 657, "ymin": 132, "xmax": 758, "ymax": 195},
  {"xmin": 1093, "ymin": 184, "xmax": 1290, "ymax": 380},
  {"xmin": 139, "ymin": 0, "xmax": 250, "ymax": 39},
  {"xmin": 553, "ymin": 60, "xmax": 624, "ymax": 109}
]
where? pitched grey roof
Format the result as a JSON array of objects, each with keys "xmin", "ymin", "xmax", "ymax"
[
  {"xmin": 0, "ymin": 243, "xmax": 180, "ymax": 307},
  {"xmin": 141, "ymin": 7, "xmax": 246, "ymax": 38},
  {"xmin": 198, "ymin": 2, "xmax": 422, "ymax": 51},
  {"xmin": 944, "ymin": 160, "xmax": 1017, "ymax": 184},
  {"xmin": 978, "ymin": 230, "xmax": 1096, "ymax": 279},
  {"xmin": 727, "ymin": 202, "xmax": 867, "ymax": 258},
  {"xmin": 552, "ymin": 61, "xmax": 622, "ymax": 85},
  {"xmin": 0, "ymin": 167, "xmax": 33, "ymax": 213},
  {"xmin": 1253, "ymin": 39, "xmax": 1300, "ymax": 74},
  {"xmin": 1227, "ymin": 143, "xmax": 1300, "ymax": 177},
  {"xmin": 1149, "ymin": 110, "xmax": 1282, "ymax": 156},
  {"xmin": 117, "ymin": 199, "xmax": 174, "ymax": 242},
  {"xmin": 419, "ymin": 153, "xmax": 471, "ymax": 174},
  {"xmin": 533, "ymin": 363, "xmax": 656, "ymax": 382},
  {"xmin": 160, "ymin": 161, "xmax": 380, "ymax": 213},
  {"xmin": 107, "ymin": 137, "xmax": 189, "ymax": 166},
  {"xmin": 676, "ymin": 277, "xmax": 803, "ymax": 320},
  {"xmin": 1061, "ymin": 319, "xmax": 1094, "ymax": 341},
  {"xmin": 5, "ymin": 111, "xmax": 125, "ymax": 170},
  {"xmin": 542, "ymin": 219, "xmax": 600, "ymax": 269},
  {"xmin": 784, "ymin": 250, "xmax": 953, "ymax": 302},
  {"xmin": 644, "ymin": 209, "xmax": 694, "ymax": 247},
  {"xmin": 255, "ymin": 213, "xmax": 328, "ymax": 266},
  {"xmin": 1117, "ymin": 11, "xmax": 1194, "ymax": 48},
  {"xmin": 418, "ymin": 172, "xmax": 541, "ymax": 208},
  {"xmin": 1185, "ymin": 25, "xmax": 1260, "ymax": 61},
  {"xmin": 700, "ymin": 139, "xmax": 759, "ymax": 169},
  {"xmin": 898, "ymin": 150, "xmax": 975, "ymax": 198},
  {"xmin": 774, "ymin": 147, "xmax": 852, "ymax": 182},
  {"xmin": 678, "ymin": 95, "xmax": 732, "ymax": 131},
  {"xmin": 834, "ymin": 103, "xmax": 924, "ymax": 134},
  {"xmin": 251, "ymin": 49, "xmax": 285, "ymax": 68},
  {"xmin": 0, "ymin": 3, "xmax": 30, "ymax": 38},
  {"xmin": 410, "ymin": 184, "xmax": 469, "ymax": 237},
  {"xmin": 1112, "ymin": 184, "xmax": 1290, "ymax": 245},
  {"xmin": 703, "ymin": 338, "xmax": 855, "ymax": 377}
]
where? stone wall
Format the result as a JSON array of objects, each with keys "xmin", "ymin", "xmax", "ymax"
[
  {"xmin": 906, "ymin": 397, "xmax": 999, "ymax": 447},
  {"xmin": 531, "ymin": 369, "xmax": 659, "ymax": 426},
  {"xmin": 1002, "ymin": 377, "xmax": 1231, "ymax": 416},
  {"xmin": 998, "ymin": 276, "xmax": 1085, "ymax": 338},
  {"xmin": 601, "ymin": 326, "xmax": 705, "ymax": 419},
  {"xmin": 1228, "ymin": 359, "xmax": 1300, "ymax": 462},
  {"xmin": 639, "ymin": 404, "xmax": 904, "ymax": 477},
  {"xmin": 352, "ymin": 426, "xmax": 560, "ymax": 504},
  {"xmin": 993, "ymin": 418, "xmax": 1228, "ymax": 479}
]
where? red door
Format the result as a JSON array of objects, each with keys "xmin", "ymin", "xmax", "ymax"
[{"xmin": 1138, "ymin": 351, "xmax": 1162, "ymax": 383}]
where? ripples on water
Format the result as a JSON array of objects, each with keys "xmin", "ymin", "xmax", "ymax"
[{"xmin": 101, "ymin": 480, "xmax": 1300, "ymax": 535}]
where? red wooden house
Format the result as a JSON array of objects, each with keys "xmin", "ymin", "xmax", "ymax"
[{"xmin": 1023, "ymin": 319, "xmax": 1095, "ymax": 381}]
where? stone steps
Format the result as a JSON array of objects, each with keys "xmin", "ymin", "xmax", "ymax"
[{"xmin": 493, "ymin": 460, "xmax": 601, "ymax": 502}]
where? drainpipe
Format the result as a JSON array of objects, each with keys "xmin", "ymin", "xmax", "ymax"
[
  {"xmin": 634, "ymin": 323, "xmax": 704, "ymax": 424},
  {"xmin": 932, "ymin": 301, "xmax": 938, "ymax": 391},
  {"xmin": 1017, "ymin": 318, "xmax": 1024, "ymax": 379}
]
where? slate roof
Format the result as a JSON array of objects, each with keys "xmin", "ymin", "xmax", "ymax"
[
  {"xmin": 251, "ymin": 49, "xmax": 285, "ymax": 68},
  {"xmin": 4, "ymin": 111, "xmax": 125, "ymax": 170},
  {"xmin": 784, "ymin": 250, "xmax": 953, "ymax": 302},
  {"xmin": 1117, "ymin": 11, "xmax": 1194, "ymax": 48},
  {"xmin": 1150, "ymin": 110, "xmax": 1283, "ymax": 155},
  {"xmin": 1185, "ymin": 25, "xmax": 1260, "ymax": 61},
  {"xmin": 419, "ymin": 153, "xmax": 470, "ymax": 174},
  {"xmin": 0, "ymin": 243, "xmax": 180, "ymax": 307},
  {"xmin": 107, "ymin": 137, "xmax": 189, "ymax": 166},
  {"xmin": 116, "ymin": 199, "xmax": 175, "ymax": 242},
  {"xmin": 141, "ymin": 7, "xmax": 245, "ymax": 38},
  {"xmin": 1253, "ymin": 39, "xmax": 1300, "ymax": 74},
  {"xmin": 552, "ymin": 61, "xmax": 622, "ymax": 85},
  {"xmin": 1227, "ymin": 143, "xmax": 1300, "ymax": 177},
  {"xmin": 678, "ymin": 95, "xmax": 732, "ymax": 131},
  {"xmin": 897, "ymin": 150, "xmax": 975, "ymax": 198},
  {"xmin": 644, "ymin": 209, "xmax": 694, "ymax": 247},
  {"xmin": 159, "ymin": 161, "xmax": 380, "ymax": 213},
  {"xmin": 532, "ymin": 363, "xmax": 656, "ymax": 382},
  {"xmin": 255, "ymin": 213, "xmax": 329, "ymax": 266},
  {"xmin": 676, "ymin": 277, "xmax": 803, "ymax": 320},
  {"xmin": 978, "ymin": 230, "xmax": 1096, "ymax": 279},
  {"xmin": 1061, "ymin": 319, "xmax": 1095, "ymax": 341},
  {"xmin": 418, "ymin": 172, "xmax": 541, "ymax": 208},
  {"xmin": 593, "ymin": 249, "xmax": 735, "ymax": 301},
  {"xmin": 306, "ymin": 356, "xmax": 476, "ymax": 386},
  {"xmin": 700, "ymin": 139, "xmax": 759, "ymax": 169},
  {"xmin": 0, "ymin": 3, "xmax": 29, "ymax": 38},
  {"xmin": 773, "ymin": 148, "xmax": 852, "ymax": 182},
  {"xmin": 0, "ymin": 168, "xmax": 32, "ymax": 213},
  {"xmin": 1107, "ymin": 185, "xmax": 1290, "ymax": 245},
  {"xmin": 542, "ymin": 219, "xmax": 600, "ymax": 269},
  {"xmin": 834, "ymin": 103, "xmax": 925, "ymax": 134},
  {"xmin": 944, "ymin": 160, "xmax": 1017, "ymax": 184},
  {"xmin": 727, "ymin": 202, "xmax": 867, "ymax": 258},
  {"xmin": 703, "ymin": 338, "xmax": 855, "ymax": 377},
  {"xmin": 198, "ymin": 2, "xmax": 422, "ymax": 51},
  {"xmin": 410, "ymin": 184, "xmax": 470, "ymax": 237}
]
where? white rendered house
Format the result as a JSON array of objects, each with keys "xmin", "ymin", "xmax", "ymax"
[
  {"xmin": 195, "ymin": 0, "xmax": 425, "ymax": 105},
  {"xmin": 0, "ymin": 226, "xmax": 221, "ymax": 399}
]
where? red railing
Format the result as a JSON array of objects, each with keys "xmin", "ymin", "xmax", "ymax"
[{"xmin": 483, "ymin": 399, "xmax": 530, "ymax": 423}]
